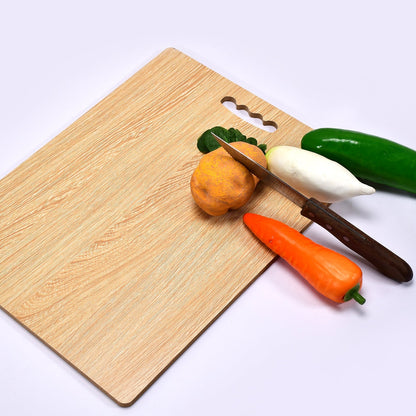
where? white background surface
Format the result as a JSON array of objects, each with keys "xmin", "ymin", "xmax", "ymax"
[{"xmin": 1, "ymin": 1, "xmax": 415, "ymax": 415}]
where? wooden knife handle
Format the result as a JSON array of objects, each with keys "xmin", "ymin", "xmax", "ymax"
[{"xmin": 301, "ymin": 198, "xmax": 413, "ymax": 283}]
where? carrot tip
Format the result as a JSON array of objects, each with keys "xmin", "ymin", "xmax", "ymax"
[{"xmin": 243, "ymin": 212, "xmax": 257, "ymax": 226}]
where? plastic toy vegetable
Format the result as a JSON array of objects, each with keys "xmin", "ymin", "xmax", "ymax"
[
  {"xmin": 190, "ymin": 142, "xmax": 267, "ymax": 216},
  {"xmin": 266, "ymin": 145, "xmax": 375, "ymax": 202},
  {"xmin": 243, "ymin": 213, "xmax": 366, "ymax": 305},
  {"xmin": 301, "ymin": 128, "xmax": 416, "ymax": 194}
]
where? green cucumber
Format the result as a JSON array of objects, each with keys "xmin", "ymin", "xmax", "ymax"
[{"xmin": 301, "ymin": 128, "xmax": 416, "ymax": 194}]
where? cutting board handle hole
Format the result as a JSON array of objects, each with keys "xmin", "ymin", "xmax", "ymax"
[{"xmin": 221, "ymin": 97, "xmax": 277, "ymax": 132}]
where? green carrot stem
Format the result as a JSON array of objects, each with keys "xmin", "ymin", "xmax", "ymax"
[
  {"xmin": 352, "ymin": 291, "xmax": 366, "ymax": 305},
  {"xmin": 343, "ymin": 284, "xmax": 366, "ymax": 305}
]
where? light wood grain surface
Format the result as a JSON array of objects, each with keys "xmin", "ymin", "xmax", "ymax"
[{"xmin": 0, "ymin": 48, "xmax": 311, "ymax": 406}]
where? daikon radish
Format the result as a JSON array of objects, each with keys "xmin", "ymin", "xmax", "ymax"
[{"xmin": 266, "ymin": 146, "xmax": 375, "ymax": 202}]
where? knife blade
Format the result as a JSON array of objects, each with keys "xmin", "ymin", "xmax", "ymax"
[{"xmin": 212, "ymin": 132, "xmax": 413, "ymax": 283}]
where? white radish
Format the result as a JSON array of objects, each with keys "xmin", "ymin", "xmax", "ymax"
[{"xmin": 266, "ymin": 146, "xmax": 375, "ymax": 203}]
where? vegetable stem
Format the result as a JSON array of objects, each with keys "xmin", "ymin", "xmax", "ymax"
[
  {"xmin": 343, "ymin": 284, "xmax": 366, "ymax": 305},
  {"xmin": 352, "ymin": 292, "xmax": 366, "ymax": 305}
]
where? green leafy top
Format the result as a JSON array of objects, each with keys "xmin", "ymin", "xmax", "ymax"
[{"xmin": 197, "ymin": 126, "xmax": 267, "ymax": 154}]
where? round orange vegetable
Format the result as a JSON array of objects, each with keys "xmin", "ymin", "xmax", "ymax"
[
  {"xmin": 243, "ymin": 213, "xmax": 365, "ymax": 304},
  {"xmin": 190, "ymin": 142, "xmax": 267, "ymax": 216}
]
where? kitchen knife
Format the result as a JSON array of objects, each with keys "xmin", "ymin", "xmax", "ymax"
[{"xmin": 212, "ymin": 133, "xmax": 413, "ymax": 283}]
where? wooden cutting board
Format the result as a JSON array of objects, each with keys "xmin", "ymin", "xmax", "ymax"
[{"xmin": 0, "ymin": 48, "xmax": 311, "ymax": 406}]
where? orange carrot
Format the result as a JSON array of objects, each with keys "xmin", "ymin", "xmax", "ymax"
[{"xmin": 243, "ymin": 213, "xmax": 365, "ymax": 305}]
